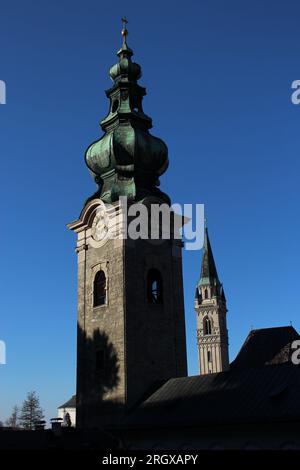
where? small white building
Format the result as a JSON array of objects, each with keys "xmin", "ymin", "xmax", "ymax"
[{"xmin": 57, "ymin": 395, "xmax": 76, "ymax": 427}]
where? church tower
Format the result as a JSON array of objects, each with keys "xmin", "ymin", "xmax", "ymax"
[
  {"xmin": 195, "ymin": 227, "xmax": 229, "ymax": 374},
  {"xmin": 68, "ymin": 22, "xmax": 187, "ymax": 429}
]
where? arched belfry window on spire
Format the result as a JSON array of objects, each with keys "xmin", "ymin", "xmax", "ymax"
[
  {"xmin": 93, "ymin": 270, "xmax": 106, "ymax": 307},
  {"xmin": 147, "ymin": 269, "xmax": 163, "ymax": 304},
  {"xmin": 204, "ymin": 288, "xmax": 209, "ymax": 299},
  {"xmin": 204, "ymin": 317, "xmax": 212, "ymax": 335}
]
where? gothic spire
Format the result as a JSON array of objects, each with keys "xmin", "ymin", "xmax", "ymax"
[
  {"xmin": 195, "ymin": 225, "xmax": 229, "ymax": 374},
  {"xmin": 199, "ymin": 227, "xmax": 220, "ymax": 286}
]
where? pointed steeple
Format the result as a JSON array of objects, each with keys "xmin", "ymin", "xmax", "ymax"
[
  {"xmin": 194, "ymin": 224, "xmax": 229, "ymax": 374},
  {"xmin": 199, "ymin": 227, "xmax": 220, "ymax": 286}
]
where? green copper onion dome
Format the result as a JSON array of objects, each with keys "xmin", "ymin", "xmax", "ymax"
[
  {"xmin": 109, "ymin": 37, "xmax": 141, "ymax": 83},
  {"xmin": 85, "ymin": 20, "xmax": 170, "ymax": 205}
]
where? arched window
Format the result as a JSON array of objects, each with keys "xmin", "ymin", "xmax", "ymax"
[
  {"xmin": 204, "ymin": 317, "xmax": 212, "ymax": 335},
  {"xmin": 147, "ymin": 269, "xmax": 163, "ymax": 304},
  {"xmin": 93, "ymin": 270, "xmax": 106, "ymax": 307},
  {"xmin": 204, "ymin": 288, "xmax": 209, "ymax": 299}
]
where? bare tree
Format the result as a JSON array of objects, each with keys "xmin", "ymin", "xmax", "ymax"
[{"xmin": 5, "ymin": 405, "xmax": 19, "ymax": 429}]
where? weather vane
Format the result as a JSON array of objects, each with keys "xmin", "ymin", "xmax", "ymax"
[{"xmin": 121, "ymin": 17, "xmax": 128, "ymax": 38}]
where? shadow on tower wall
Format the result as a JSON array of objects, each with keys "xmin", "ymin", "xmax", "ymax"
[{"xmin": 76, "ymin": 325, "xmax": 125, "ymax": 429}]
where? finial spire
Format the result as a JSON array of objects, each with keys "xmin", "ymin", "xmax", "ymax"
[
  {"xmin": 117, "ymin": 17, "xmax": 133, "ymax": 58},
  {"xmin": 121, "ymin": 17, "xmax": 128, "ymax": 40}
]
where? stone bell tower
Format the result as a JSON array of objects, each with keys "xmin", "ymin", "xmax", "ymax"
[
  {"xmin": 68, "ymin": 22, "xmax": 187, "ymax": 429},
  {"xmin": 195, "ymin": 227, "xmax": 229, "ymax": 374}
]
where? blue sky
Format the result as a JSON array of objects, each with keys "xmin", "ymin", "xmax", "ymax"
[{"xmin": 0, "ymin": 0, "xmax": 299, "ymax": 424}]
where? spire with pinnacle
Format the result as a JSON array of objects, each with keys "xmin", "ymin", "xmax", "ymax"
[
  {"xmin": 195, "ymin": 224, "xmax": 229, "ymax": 374},
  {"xmin": 199, "ymin": 227, "xmax": 220, "ymax": 287},
  {"xmin": 195, "ymin": 224, "xmax": 226, "ymax": 303}
]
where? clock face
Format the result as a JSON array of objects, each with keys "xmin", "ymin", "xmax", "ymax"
[{"xmin": 92, "ymin": 207, "xmax": 109, "ymax": 242}]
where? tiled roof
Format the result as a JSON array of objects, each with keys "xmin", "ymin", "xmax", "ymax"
[
  {"xmin": 230, "ymin": 326, "xmax": 299, "ymax": 370},
  {"xmin": 123, "ymin": 326, "xmax": 300, "ymax": 430},
  {"xmin": 58, "ymin": 395, "xmax": 76, "ymax": 409},
  {"xmin": 123, "ymin": 363, "xmax": 300, "ymax": 430}
]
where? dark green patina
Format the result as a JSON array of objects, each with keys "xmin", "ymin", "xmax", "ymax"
[
  {"xmin": 199, "ymin": 227, "xmax": 220, "ymax": 286},
  {"xmin": 196, "ymin": 227, "xmax": 226, "ymax": 301},
  {"xmin": 85, "ymin": 24, "xmax": 170, "ymax": 205}
]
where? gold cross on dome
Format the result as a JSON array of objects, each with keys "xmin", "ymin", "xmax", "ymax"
[{"xmin": 121, "ymin": 17, "xmax": 128, "ymax": 39}]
